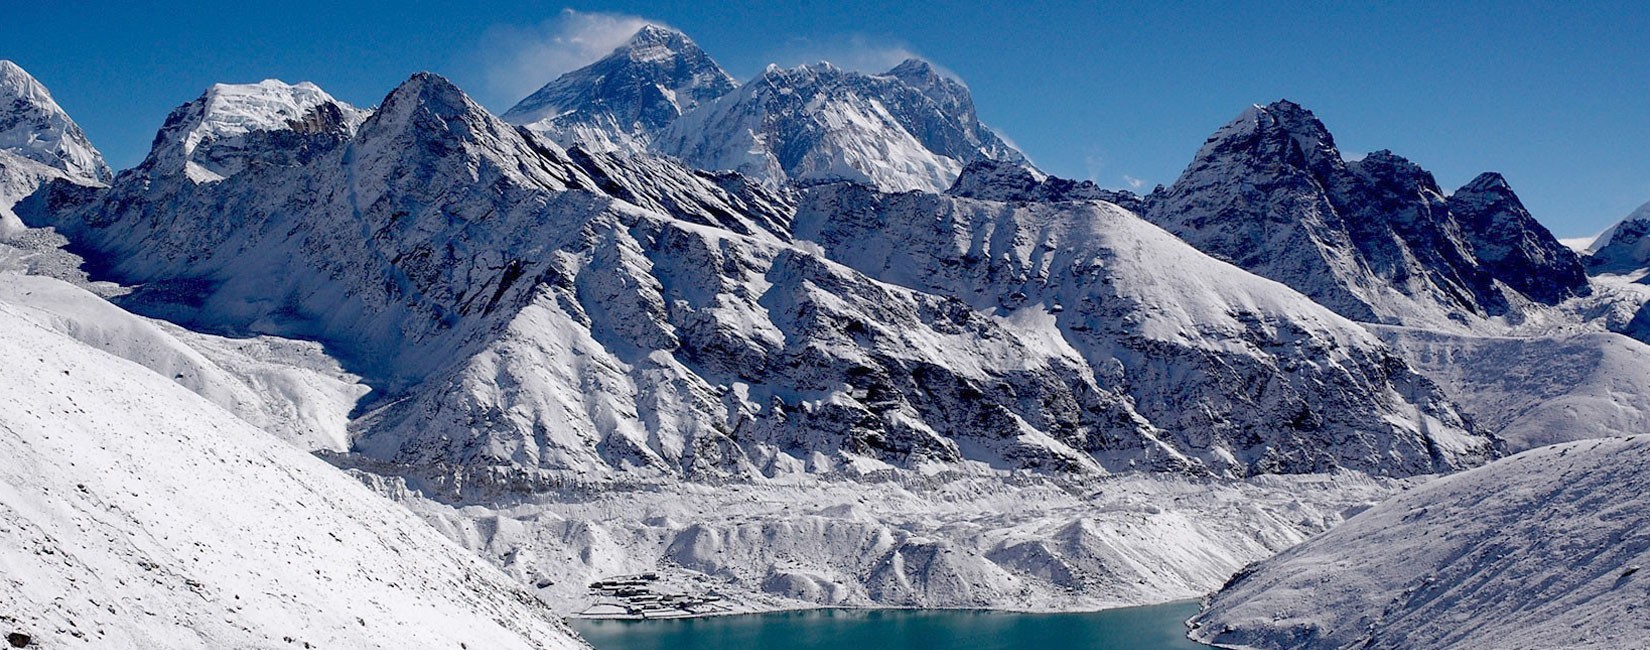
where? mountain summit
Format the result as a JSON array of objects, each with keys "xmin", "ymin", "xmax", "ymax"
[{"xmin": 503, "ymin": 24, "xmax": 738, "ymax": 152}]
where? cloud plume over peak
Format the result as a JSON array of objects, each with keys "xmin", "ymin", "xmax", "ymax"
[
  {"xmin": 761, "ymin": 34, "xmax": 960, "ymax": 82},
  {"xmin": 475, "ymin": 9, "xmax": 665, "ymax": 107}
]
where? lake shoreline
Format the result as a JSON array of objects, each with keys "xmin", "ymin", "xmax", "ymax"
[{"xmin": 571, "ymin": 599, "xmax": 1210, "ymax": 649}]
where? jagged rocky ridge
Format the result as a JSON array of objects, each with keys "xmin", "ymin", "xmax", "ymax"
[
  {"xmin": 26, "ymin": 71, "xmax": 1493, "ymax": 482},
  {"xmin": 1143, "ymin": 100, "xmax": 1590, "ymax": 329},
  {"xmin": 506, "ymin": 26, "xmax": 1026, "ymax": 193}
]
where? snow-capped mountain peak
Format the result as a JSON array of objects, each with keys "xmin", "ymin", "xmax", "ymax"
[
  {"xmin": 1203, "ymin": 100, "xmax": 1342, "ymax": 172},
  {"xmin": 0, "ymin": 59, "xmax": 111, "ymax": 184},
  {"xmin": 503, "ymin": 24, "xmax": 737, "ymax": 152},
  {"xmin": 146, "ymin": 77, "xmax": 367, "ymax": 183},
  {"xmin": 656, "ymin": 57, "xmax": 1028, "ymax": 192}
]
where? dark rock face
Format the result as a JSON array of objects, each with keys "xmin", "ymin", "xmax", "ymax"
[
  {"xmin": 1448, "ymin": 172, "xmax": 1591, "ymax": 303},
  {"xmin": 947, "ymin": 159, "xmax": 1142, "ymax": 210},
  {"xmin": 1144, "ymin": 100, "xmax": 1589, "ymax": 326}
]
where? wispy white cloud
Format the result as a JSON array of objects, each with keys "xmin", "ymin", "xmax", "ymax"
[
  {"xmin": 1123, "ymin": 174, "xmax": 1146, "ymax": 190},
  {"xmin": 1083, "ymin": 153, "xmax": 1106, "ymax": 182},
  {"xmin": 473, "ymin": 9, "xmax": 664, "ymax": 107}
]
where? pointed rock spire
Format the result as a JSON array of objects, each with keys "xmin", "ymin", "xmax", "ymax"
[{"xmin": 1448, "ymin": 172, "xmax": 1589, "ymax": 303}]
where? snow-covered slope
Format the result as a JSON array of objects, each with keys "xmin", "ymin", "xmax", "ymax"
[
  {"xmin": 0, "ymin": 151, "xmax": 77, "ymax": 236},
  {"xmin": 0, "ymin": 274, "xmax": 586, "ymax": 650},
  {"xmin": 1142, "ymin": 100, "xmax": 1589, "ymax": 329},
  {"xmin": 503, "ymin": 25, "xmax": 738, "ymax": 153},
  {"xmin": 0, "ymin": 60, "xmax": 109, "ymax": 184},
  {"xmin": 1190, "ymin": 435, "xmax": 1650, "ymax": 650},
  {"xmin": 1373, "ymin": 326, "xmax": 1650, "ymax": 451},
  {"xmin": 655, "ymin": 60, "xmax": 1026, "ymax": 193}
]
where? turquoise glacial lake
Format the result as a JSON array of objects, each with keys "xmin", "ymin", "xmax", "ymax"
[{"xmin": 570, "ymin": 600, "xmax": 1206, "ymax": 650}]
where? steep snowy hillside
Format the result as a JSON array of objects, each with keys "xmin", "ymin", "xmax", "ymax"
[
  {"xmin": 1190, "ymin": 435, "xmax": 1650, "ymax": 650},
  {"xmin": 0, "ymin": 274, "xmax": 586, "ymax": 650},
  {"xmin": 0, "ymin": 60, "xmax": 109, "ymax": 184},
  {"xmin": 504, "ymin": 25, "xmax": 738, "ymax": 153},
  {"xmin": 1143, "ymin": 100, "xmax": 1588, "ymax": 329},
  {"xmin": 0, "ymin": 151, "xmax": 76, "ymax": 236},
  {"xmin": 1373, "ymin": 326, "xmax": 1650, "ymax": 451},
  {"xmin": 655, "ymin": 60, "xmax": 1025, "ymax": 193}
]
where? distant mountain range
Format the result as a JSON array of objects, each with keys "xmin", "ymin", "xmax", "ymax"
[{"xmin": 2, "ymin": 22, "xmax": 1649, "ymax": 648}]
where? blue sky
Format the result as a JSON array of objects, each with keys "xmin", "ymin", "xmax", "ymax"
[{"xmin": 6, "ymin": 1, "xmax": 1647, "ymax": 235}]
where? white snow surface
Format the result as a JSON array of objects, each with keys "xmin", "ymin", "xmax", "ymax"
[
  {"xmin": 0, "ymin": 274, "xmax": 587, "ymax": 650},
  {"xmin": 1191, "ymin": 435, "xmax": 1650, "ymax": 650}
]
